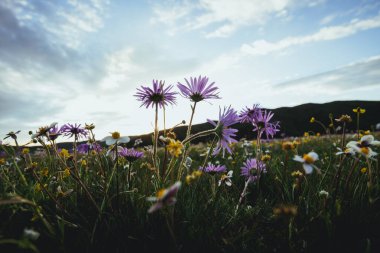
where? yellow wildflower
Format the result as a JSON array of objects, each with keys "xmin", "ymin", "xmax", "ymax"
[
  {"xmin": 353, "ymin": 107, "xmax": 365, "ymax": 114},
  {"xmin": 361, "ymin": 167, "xmax": 367, "ymax": 174},
  {"xmin": 282, "ymin": 141, "xmax": 295, "ymax": 151},
  {"xmin": 0, "ymin": 158, "xmax": 5, "ymax": 165},
  {"xmin": 63, "ymin": 168, "xmax": 71, "ymax": 178},
  {"xmin": 261, "ymin": 154, "xmax": 271, "ymax": 162},
  {"xmin": 81, "ymin": 159, "xmax": 87, "ymax": 167},
  {"xmin": 310, "ymin": 117, "xmax": 315, "ymax": 123},
  {"xmin": 291, "ymin": 170, "xmax": 303, "ymax": 178},
  {"xmin": 303, "ymin": 132, "xmax": 309, "ymax": 137},
  {"xmin": 59, "ymin": 148, "xmax": 70, "ymax": 158},
  {"xmin": 22, "ymin": 148, "xmax": 30, "ymax": 155},
  {"xmin": 167, "ymin": 139, "xmax": 183, "ymax": 157},
  {"xmin": 35, "ymin": 183, "xmax": 47, "ymax": 192},
  {"xmin": 40, "ymin": 167, "xmax": 49, "ymax": 177}
]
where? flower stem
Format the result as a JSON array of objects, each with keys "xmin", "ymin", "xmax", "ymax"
[{"xmin": 153, "ymin": 104, "xmax": 159, "ymax": 171}]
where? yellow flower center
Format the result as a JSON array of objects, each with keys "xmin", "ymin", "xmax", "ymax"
[
  {"xmin": 360, "ymin": 167, "xmax": 367, "ymax": 174},
  {"xmin": 360, "ymin": 147, "xmax": 369, "ymax": 155},
  {"xmin": 303, "ymin": 154, "xmax": 314, "ymax": 164},
  {"xmin": 112, "ymin": 131, "xmax": 121, "ymax": 139},
  {"xmin": 157, "ymin": 189, "xmax": 166, "ymax": 198}
]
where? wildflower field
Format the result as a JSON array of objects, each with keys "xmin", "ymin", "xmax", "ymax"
[{"xmin": 1, "ymin": 77, "xmax": 379, "ymax": 253}]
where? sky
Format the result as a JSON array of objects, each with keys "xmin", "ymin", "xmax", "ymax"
[{"xmin": 1, "ymin": 0, "xmax": 380, "ymax": 144}]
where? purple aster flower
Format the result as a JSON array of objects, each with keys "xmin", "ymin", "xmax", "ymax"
[
  {"xmin": 48, "ymin": 124, "xmax": 61, "ymax": 141},
  {"xmin": 241, "ymin": 158, "xmax": 267, "ymax": 183},
  {"xmin": 252, "ymin": 109, "xmax": 280, "ymax": 139},
  {"xmin": 60, "ymin": 123, "xmax": 88, "ymax": 140},
  {"xmin": 199, "ymin": 163, "xmax": 227, "ymax": 174},
  {"xmin": 135, "ymin": 80, "xmax": 177, "ymax": 108},
  {"xmin": 239, "ymin": 104, "xmax": 260, "ymax": 123},
  {"xmin": 207, "ymin": 106, "xmax": 240, "ymax": 156},
  {"xmin": 118, "ymin": 147, "xmax": 144, "ymax": 162},
  {"xmin": 177, "ymin": 75, "xmax": 220, "ymax": 102},
  {"xmin": 77, "ymin": 143, "xmax": 90, "ymax": 154}
]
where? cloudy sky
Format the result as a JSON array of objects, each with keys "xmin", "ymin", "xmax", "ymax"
[{"xmin": 1, "ymin": 0, "xmax": 380, "ymax": 144}]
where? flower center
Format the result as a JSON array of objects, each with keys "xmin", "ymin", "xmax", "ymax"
[
  {"xmin": 150, "ymin": 93, "xmax": 164, "ymax": 103},
  {"xmin": 112, "ymin": 132, "xmax": 121, "ymax": 139},
  {"xmin": 157, "ymin": 189, "xmax": 166, "ymax": 198},
  {"xmin": 303, "ymin": 154, "xmax": 314, "ymax": 164},
  {"xmin": 190, "ymin": 93, "xmax": 204, "ymax": 102},
  {"xmin": 360, "ymin": 147, "xmax": 369, "ymax": 155},
  {"xmin": 249, "ymin": 168, "xmax": 258, "ymax": 176}
]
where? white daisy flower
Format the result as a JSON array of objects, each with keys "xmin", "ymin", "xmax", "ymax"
[
  {"xmin": 293, "ymin": 151, "xmax": 319, "ymax": 174},
  {"xmin": 102, "ymin": 131, "xmax": 130, "ymax": 146},
  {"xmin": 218, "ymin": 170, "xmax": 233, "ymax": 187},
  {"xmin": 346, "ymin": 135, "xmax": 379, "ymax": 158}
]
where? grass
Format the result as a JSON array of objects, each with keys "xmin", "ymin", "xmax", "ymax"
[{"xmin": 0, "ymin": 131, "xmax": 379, "ymax": 253}]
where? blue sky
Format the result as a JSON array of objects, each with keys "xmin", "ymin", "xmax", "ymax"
[{"xmin": 1, "ymin": 0, "xmax": 380, "ymax": 143}]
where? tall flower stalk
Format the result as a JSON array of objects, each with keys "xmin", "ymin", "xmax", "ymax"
[{"xmin": 177, "ymin": 76, "xmax": 220, "ymax": 177}]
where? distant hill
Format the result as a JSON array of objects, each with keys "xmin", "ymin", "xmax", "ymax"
[
  {"xmin": 52, "ymin": 100, "xmax": 380, "ymax": 150},
  {"xmin": 124, "ymin": 100, "xmax": 380, "ymax": 146}
]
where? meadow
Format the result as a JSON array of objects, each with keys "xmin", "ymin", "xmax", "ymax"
[{"xmin": 0, "ymin": 77, "xmax": 379, "ymax": 253}]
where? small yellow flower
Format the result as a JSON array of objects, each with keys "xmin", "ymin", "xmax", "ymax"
[
  {"xmin": 282, "ymin": 141, "xmax": 295, "ymax": 151},
  {"xmin": 310, "ymin": 117, "xmax": 315, "ymax": 123},
  {"xmin": 31, "ymin": 162, "xmax": 38, "ymax": 169},
  {"xmin": 63, "ymin": 168, "xmax": 71, "ymax": 178},
  {"xmin": 316, "ymin": 132, "xmax": 321, "ymax": 137},
  {"xmin": 186, "ymin": 175, "xmax": 194, "ymax": 184},
  {"xmin": 291, "ymin": 170, "xmax": 303, "ymax": 177},
  {"xmin": 0, "ymin": 158, "xmax": 5, "ymax": 165},
  {"xmin": 261, "ymin": 154, "xmax": 271, "ymax": 161},
  {"xmin": 193, "ymin": 170, "xmax": 203, "ymax": 177},
  {"xmin": 22, "ymin": 148, "xmax": 30, "ymax": 155},
  {"xmin": 167, "ymin": 139, "xmax": 183, "ymax": 157},
  {"xmin": 35, "ymin": 183, "xmax": 47, "ymax": 192},
  {"xmin": 59, "ymin": 149, "xmax": 70, "ymax": 158},
  {"xmin": 364, "ymin": 130, "xmax": 370, "ymax": 135},
  {"xmin": 304, "ymin": 132, "xmax": 309, "ymax": 137},
  {"xmin": 85, "ymin": 123, "xmax": 95, "ymax": 130},
  {"xmin": 40, "ymin": 167, "xmax": 49, "ymax": 177},
  {"xmin": 361, "ymin": 167, "xmax": 367, "ymax": 174},
  {"xmin": 353, "ymin": 107, "xmax": 366, "ymax": 114},
  {"xmin": 81, "ymin": 159, "xmax": 87, "ymax": 167}
]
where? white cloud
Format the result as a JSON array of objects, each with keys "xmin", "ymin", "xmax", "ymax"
[
  {"xmin": 276, "ymin": 55, "xmax": 380, "ymax": 91},
  {"xmin": 152, "ymin": 0, "xmax": 293, "ymax": 37},
  {"xmin": 100, "ymin": 47, "xmax": 143, "ymax": 90},
  {"xmin": 241, "ymin": 14, "xmax": 380, "ymax": 55}
]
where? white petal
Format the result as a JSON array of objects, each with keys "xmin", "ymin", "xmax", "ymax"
[
  {"xmin": 308, "ymin": 152, "xmax": 319, "ymax": 161},
  {"xmin": 361, "ymin": 135, "xmax": 374, "ymax": 144},
  {"xmin": 303, "ymin": 164, "xmax": 313, "ymax": 174},
  {"xmin": 371, "ymin": 140, "xmax": 380, "ymax": 146},
  {"xmin": 346, "ymin": 141, "xmax": 358, "ymax": 148},
  {"xmin": 225, "ymin": 180, "xmax": 232, "ymax": 186},
  {"xmin": 293, "ymin": 155, "xmax": 304, "ymax": 163},
  {"xmin": 106, "ymin": 138, "xmax": 117, "ymax": 146},
  {"xmin": 368, "ymin": 149, "xmax": 377, "ymax": 158},
  {"xmin": 227, "ymin": 170, "xmax": 233, "ymax": 177},
  {"xmin": 146, "ymin": 196, "xmax": 158, "ymax": 202},
  {"xmin": 118, "ymin": 136, "xmax": 130, "ymax": 144}
]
